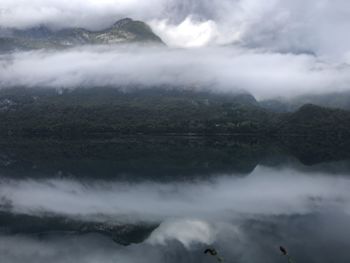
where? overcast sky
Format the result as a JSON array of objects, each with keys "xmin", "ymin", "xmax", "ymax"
[
  {"xmin": 1, "ymin": 0, "xmax": 350, "ymax": 98},
  {"xmin": 1, "ymin": 0, "xmax": 350, "ymax": 55}
]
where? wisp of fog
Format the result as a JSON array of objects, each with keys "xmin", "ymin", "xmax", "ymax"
[
  {"xmin": 1, "ymin": 165, "xmax": 350, "ymax": 263},
  {"xmin": 2, "ymin": 2, "xmax": 350, "ymax": 263},
  {"xmin": 1, "ymin": 46, "xmax": 350, "ymax": 99}
]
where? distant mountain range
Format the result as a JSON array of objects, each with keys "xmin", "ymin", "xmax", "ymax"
[{"xmin": 0, "ymin": 18, "xmax": 164, "ymax": 51}]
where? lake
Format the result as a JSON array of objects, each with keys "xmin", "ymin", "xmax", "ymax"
[{"xmin": 1, "ymin": 136, "xmax": 350, "ymax": 263}]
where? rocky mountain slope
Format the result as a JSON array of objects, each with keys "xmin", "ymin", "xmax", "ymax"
[{"xmin": 0, "ymin": 18, "xmax": 164, "ymax": 52}]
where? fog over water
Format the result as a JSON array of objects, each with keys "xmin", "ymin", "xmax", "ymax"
[
  {"xmin": 1, "ymin": 165, "xmax": 350, "ymax": 263},
  {"xmin": 1, "ymin": 138, "xmax": 350, "ymax": 263},
  {"xmin": 1, "ymin": 1, "xmax": 350, "ymax": 262},
  {"xmin": 1, "ymin": 166, "xmax": 350, "ymax": 222}
]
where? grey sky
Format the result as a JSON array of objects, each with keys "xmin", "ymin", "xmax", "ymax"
[
  {"xmin": 1, "ymin": 0, "xmax": 350, "ymax": 54},
  {"xmin": 1, "ymin": 0, "xmax": 350, "ymax": 98}
]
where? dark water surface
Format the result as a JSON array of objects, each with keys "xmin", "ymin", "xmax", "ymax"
[{"xmin": 1, "ymin": 136, "xmax": 350, "ymax": 263}]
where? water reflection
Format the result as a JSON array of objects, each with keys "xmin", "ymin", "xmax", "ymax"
[
  {"xmin": 0, "ymin": 136, "xmax": 350, "ymax": 263},
  {"xmin": 1, "ymin": 136, "xmax": 350, "ymax": 179}
]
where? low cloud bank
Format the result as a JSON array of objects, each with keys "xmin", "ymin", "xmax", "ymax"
[
  {"xmin": 1, "ymin": 46, "xmax": 350, "ymax": 99},
  {"xmin": 2, "ymin": 1, "xmax": 350, "ymax": 97}
]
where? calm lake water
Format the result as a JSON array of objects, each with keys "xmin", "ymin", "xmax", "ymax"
[{"xmin": 1, "ymin": 136, "xmax": 350, "ymax": 263}]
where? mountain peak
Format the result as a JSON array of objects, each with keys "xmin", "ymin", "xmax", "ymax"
[
  {"xmin": 113, "ymin": 18, "xmax": 134, "ymax": 27},
  {"xmin": 0, "ymin": 18, "xmax": 164, "ymax": 52},
  {"xmin": 109, "ymin": 18, "xmax": 164, "ymax": 44}
]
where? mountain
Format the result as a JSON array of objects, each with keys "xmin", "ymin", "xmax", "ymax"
[
  {"xmin": 0, "ymin": 87, "xmax": 349, "ymax": 138},
  {"xmin": 278, "ymin": 104, "xmax": 350, "ymax": 137},
  {"xmin": 0, "ymin": 87, "xmax": 276, "ymax": 136},
  {"xmin": 291, "ymin": 92, "xmax": 350, "ymax": 111},
  {"xmin": 260, "ymin": 91, "xmax": 350, "ymax": 112},
  {"xmin": 0, "ymin": 18, "xmax": 164, "ymax": 52}
]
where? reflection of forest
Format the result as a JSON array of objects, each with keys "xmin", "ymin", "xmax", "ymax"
[
  {"xmin": 0, "ymin": 211, "xmax": 158, "ymax": 246},
  {"xmin": 0, "ymin": 136, "xmax": 350, "ymax": 179}
]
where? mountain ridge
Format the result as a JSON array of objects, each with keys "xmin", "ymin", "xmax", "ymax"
[
  {"xmin": 0, "ymin": 18, "xmax": 164, "ymax": 52},
  {"xmin": 0, "ymin": 87, "xmax": 349, "ymax": 138},
  {"xmin": 260, "ymin": 91, "xmax": 350, "ymax": 112}
]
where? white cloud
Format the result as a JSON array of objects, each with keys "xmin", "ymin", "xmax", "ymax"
[
  {"xmin": 1, "ymin": 1, "xmax": 350, "ymax": 96},
  {"xmin": 1, "ymin": 46, "xmax": 350, "ymax": 99},
  {"xmin": 2, "ymin": 0, "xmax": 350, "ymax": 58},
  {"xmin": 0, "ymin": 0, "xmax": 164, "ymax": 30},
  {"xmin": 150, "ymin": 17, "xmax": 220, "ymax": 48}
]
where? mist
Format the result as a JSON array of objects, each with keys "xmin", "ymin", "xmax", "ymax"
[
  {"xmin": 1, "ymin": 1, "xmax": 350, "ymax": 98},
  {"xmin": 2, "ymin": 2, "xmax": 350, "ymax": 262},
  {"xmin": 1, "ymin": 45, "xmax": 350, "ymax": 99},
  {"xmin": 2, "ymin": 164, "xmax": 350, "ymax": 263},
  {"xmin": 2, "ymin": 210, "xmax": 350, "ymax": 263},
  {"xmin": 1, "ymin": 166, "xmax": 350, "ymax": 223},
  {"xmin": 2, "ymin": 0, "xmax": 350, "ymax": 57}
]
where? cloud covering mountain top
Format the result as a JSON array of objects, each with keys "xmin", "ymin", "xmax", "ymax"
[
  {"xmin": 1, "ymin": 0, "xmax": 350, "ymax": 58},
  {"xmin": 1, "ymin": 46, "xmax": 350, "ymax": 99},
  {"xmin": 1, "ymin": 0, "xmax": 350, "ymax": 98}
]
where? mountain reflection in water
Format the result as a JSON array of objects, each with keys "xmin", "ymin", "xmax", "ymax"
[{"xmin": 0, "ymin": 136, "xmax": 350, "ymax": 263}]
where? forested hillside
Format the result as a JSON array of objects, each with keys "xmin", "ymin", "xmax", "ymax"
[{"xmin": 0, "ymin": 87, "xmax": 349, "ymax": 138}]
